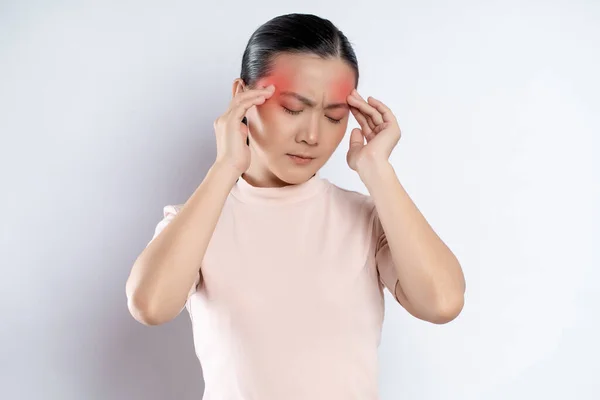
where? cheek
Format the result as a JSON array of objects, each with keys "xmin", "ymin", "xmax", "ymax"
[
  {"xmin": 255, "ymin": 101, "xmax": 283, "ymax": 126},
  {"xmin": 250, "ymin": 104, "xmax": 291, "ymax": 146},
  {"xmin": 321, "ymin": 122, "xmax": 348, "ymax": 149}
]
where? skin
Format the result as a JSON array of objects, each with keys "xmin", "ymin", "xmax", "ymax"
[
  {"xmin": 234, "ymin": 53, "xmax": 466, "ymax": 323},
  {"xmin": 126, "ymin": 52, "xmax": 466, "ymax": 326},
  {"xmin": 232, "ymin": 53, "xmax": 356, "ymax": 187}
]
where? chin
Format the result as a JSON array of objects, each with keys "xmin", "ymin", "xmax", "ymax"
[{"xmin": 273, "ymin": 165, "xmax": 319, "ymax": 185}]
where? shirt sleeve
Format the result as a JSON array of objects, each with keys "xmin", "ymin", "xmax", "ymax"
[
  {"xmin": 370, "ymin": 202, "xmax": 401, "ymax": 303},
  {"xmin": 149, "ymin": 204, "xmax": 201, "ymax": 300}
]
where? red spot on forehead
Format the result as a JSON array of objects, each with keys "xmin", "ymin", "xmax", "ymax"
[
  {"xmin": 255, "ymin": 64, "xmax": 293, "ymax": 93},
  {"xmin": 255, "ymin": 63, "xmax": 355, "ymax": 103},
  {"xmin": 331, "ymin": 79, "xmax": 355, "ymax": 101}
]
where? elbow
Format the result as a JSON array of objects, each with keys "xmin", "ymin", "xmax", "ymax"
[
  {"xmin": 430, "ymin": 293, "xmax": 465, "ymax": 324},
  {"xmin": 126, "ymin": 284, "xmax": 175, "ymax": 326},
  {"xmin": 430, "ymin": 260, "xmax": 466, "ymax": 324},
  {"xmin": 127, "ymin": 294, "xmax": 165, "ymax": 326}
]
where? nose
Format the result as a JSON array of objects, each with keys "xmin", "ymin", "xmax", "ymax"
[{"xmin": 296, "ymin": 114, "xmax": 320, "ymax": 145}]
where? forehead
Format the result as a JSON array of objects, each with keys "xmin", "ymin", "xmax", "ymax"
[{"xmin": 258, "ymin": 53, "xmax": 356, "ymax": 100}]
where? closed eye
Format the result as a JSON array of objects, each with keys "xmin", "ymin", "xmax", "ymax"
[
  {"xmin": 282, "ymin": 107, "xmax": 343, "ymax": 124},
  {"xmin": 282, "ymin": 106, "xmax": 302, "ymax": 115}
]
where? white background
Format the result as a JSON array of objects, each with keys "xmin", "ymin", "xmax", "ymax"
[{"xmin": 1, "ymin": 1, "xmax": 598, "ymax": 399}]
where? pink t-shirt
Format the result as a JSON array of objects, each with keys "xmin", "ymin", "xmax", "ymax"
[{"xmin": 151, "ymin": 173, "xmax": 400, "ymax": 400}]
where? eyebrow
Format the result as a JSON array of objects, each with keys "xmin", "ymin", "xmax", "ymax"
[{"xmin": 279, "ymin": 91, "xmax": 349, "ymax": 110}]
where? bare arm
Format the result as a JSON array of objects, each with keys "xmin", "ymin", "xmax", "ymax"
[
  {"xmin": 125, "ymin": 84, "xmax": 275, "ymax": 326},
  {"xmin": 346, "ymin": 91, "xmax": 465, "ymax": 324},
  {"xmin": 362, "ymin": 160, "xmax": 465, "ymax": 324},
  {"xmin": 126, "ymin": 162, "xmax": 239, "ymax": 325}
]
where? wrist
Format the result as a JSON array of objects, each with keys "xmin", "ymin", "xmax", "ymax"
[
  {"xmin": 357, "ymin": 156, "xmax": 393, "ymax": 183},
  {"xmin": 211, "ymin": 160, "xmax": 243, "ymax": 187}
]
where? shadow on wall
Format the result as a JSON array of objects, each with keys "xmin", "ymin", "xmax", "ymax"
[
  {"xmin": 100, "ymin": 309, "xmax": 204, "ymax": 399},
  {"xmin": 95, "ymin": 108, "xmax": 219, "ymax": 398}
]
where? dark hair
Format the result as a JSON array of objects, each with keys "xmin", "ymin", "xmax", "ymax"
[
  {"xmin": 240, "ymin": 14, "xmax": 358, "ymax": 147},
  {"xmin": 240, "ymin": 13, "xmax": 359, "ymax": 89}
]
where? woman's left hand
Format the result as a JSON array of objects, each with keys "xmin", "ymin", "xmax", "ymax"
[{"xmin": 346, "ymin": 89, "xmax": 402, "ymax": 173}]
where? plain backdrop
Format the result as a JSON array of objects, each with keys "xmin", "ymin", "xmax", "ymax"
[{"xmin": 1, "ymin": 1, "xmax": 598, "ymax": 399}]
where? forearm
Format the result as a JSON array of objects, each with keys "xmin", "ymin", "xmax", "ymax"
[
  {"xmin": 126, "ymin": 161, "xmax": 240, "ymax": 325},
  {"xmin": 359, "ymin": 157, "xmax": 465, "ymax": 321}
]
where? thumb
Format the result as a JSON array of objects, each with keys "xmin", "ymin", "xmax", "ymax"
[
  {"xmin": 349, "ymin": 128, "xmax": 364, "ymax": 150},
  {"xmin": 346, "ymin": 128, "xmax": 365, "ymax": 170}
]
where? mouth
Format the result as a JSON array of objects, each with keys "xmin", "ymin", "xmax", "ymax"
[
  {"xmin": 287, "ymin": 153, "xmax": 316, "ymax": 165},
  {"xmin": 287, "ymin": 153, "xmax": 315, "ymax": 160}
]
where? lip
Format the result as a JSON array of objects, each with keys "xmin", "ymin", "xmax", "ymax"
[
  {"xmin": 287, "ymin": 153, "xmax": 315, "ymax": 165},
  {"xmin": 287, "ymin": 153, "xmax": 315, "ymax": 159}
]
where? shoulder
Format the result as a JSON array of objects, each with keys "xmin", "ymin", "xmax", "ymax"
[
  {"xmin": 325, "ymin": 180, "xmax": 376, "ymax": 216},
  {"xmin": 161, "ymin": 204, "xmax": 183, "ymax": 217},
  {"xmin": 154, "ymin": 204, "xmax": 184, "ymax": 225},
  {"xmin": 148, "ymin": 204, "xmax": 184, "ymax": 243}
]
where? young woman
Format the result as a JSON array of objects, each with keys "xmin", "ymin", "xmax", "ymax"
[{"xmin": 126, "ymin": 13, "xmax": 465, "ymax": 399}]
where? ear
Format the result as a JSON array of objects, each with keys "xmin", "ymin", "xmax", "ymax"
[{"xmin": 232, "ymin": 78, "xmax": 246, "ymax": 98}]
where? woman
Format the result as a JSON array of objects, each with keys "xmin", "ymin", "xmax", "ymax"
[{"xmin": 126, "ymin": 13, "xmax": 465, "ymax": 399}]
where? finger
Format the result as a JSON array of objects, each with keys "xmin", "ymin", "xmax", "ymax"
[
  {"xmin": 349, "ymin": 100, "xmax": 375, "ymax": 130},
  {"xmin": 235, "ymin": 84, "xmax": 275, "ymax": 101},
  {"xmin": 351, "ymin": 90, "xmax": 380, "ymax": 126},
  {"xmin": 371, "ymin": 122, "xmax": 390, "ymax": 137},
  {"xmin": 349, "ymin": 127, "xmax": 365, "ymax": 149},
  {"xmin": 352, "ymin": 104, "xmax": 376, "ymax": 131},
  {"xmin": 230, "ymin": 96, "xmax": 266, "ymax": 121},
  {"xmin": 361, "ymin": 124, "xmax": 376, "ymax": 142},
  {"xmin": 350, "ymin": 106, "xmax": 373, "ymax": 136},
  {"xmin": 351, "ymin": 92, "xmax": 383, "ymax": 126},
  {"xmin": 348, "ymin": 91, "xmax": 384, "ymax": 126},
  {"xmin": 230, "ymin": 90, "xmax": 273, "ymax": 120},
  {"xmin": 367, "ymin": 96, "xmax": 396, "ymax": 123},
  {"xmin": 346, "ymin": 128, "xmax": 365, "ymax": 171},
  {"xmin": 230, "ymin": 84, "xmax": 275, "ymax": 108}
]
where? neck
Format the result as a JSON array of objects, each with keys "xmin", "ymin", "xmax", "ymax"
[
  {"xmin": 241, "ymin": 166, "xmax": 290, "ymax": 188},
  {"xmin": 242, "ymin": 150, "xmax": 301, "ymax": 188},
  {"xmin": 232, "ymin": 170, "xmax": 326, "ymax": 204}
]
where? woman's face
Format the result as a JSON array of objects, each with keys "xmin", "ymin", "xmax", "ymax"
[{"xmin": 238, "ymin": 53, "xmax": 356, "ymax": 187}]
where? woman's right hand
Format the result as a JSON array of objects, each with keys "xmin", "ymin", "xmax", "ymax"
[{"xmin": 213, "ymin": 84, "xmax": 275, "ymax": 175}]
